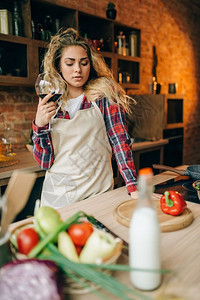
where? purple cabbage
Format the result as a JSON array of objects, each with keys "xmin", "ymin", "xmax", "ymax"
[{"xmin": 0, "ymin": 259, "xmax": 64, "ymax": 300}]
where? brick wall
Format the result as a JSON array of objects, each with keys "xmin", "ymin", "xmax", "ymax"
[{"xmin": 0, "ymin": 0, "xmax": 200, "ymax": 163}]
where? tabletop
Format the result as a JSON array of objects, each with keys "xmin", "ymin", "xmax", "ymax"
[
  {"xmin": 0, "ymin": 150, "xmax": 45, "ymax": 187},
  {"xmin": 10, "ymin": 182, "xmax": 200, "ymax": 300}
]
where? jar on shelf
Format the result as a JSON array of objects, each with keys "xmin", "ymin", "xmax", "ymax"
[
  {"xmin": 0, "ymin": 9, "xmax": 13, "ymax": 35},
  {"xmin": 117, "ymin": 31, "xmax": 126, "ymax": 56}
]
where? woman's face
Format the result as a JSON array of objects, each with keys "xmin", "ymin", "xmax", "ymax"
[{"xmin": 60, "ymin": 46, "xmax": 91, "ymax": 94}]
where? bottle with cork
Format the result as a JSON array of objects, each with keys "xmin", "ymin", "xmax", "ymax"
[
  {"xmin": 116, "ymin": 31, "xmax": 126, "ymax": 56},
  {"xmin": 12, "ymin": 0, "xmax": 23, "ymax": 37}
]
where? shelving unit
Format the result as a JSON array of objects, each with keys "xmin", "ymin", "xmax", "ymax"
[{"xmin": 0, "ymin": 0, "xmax": 141, "ymax": 90}]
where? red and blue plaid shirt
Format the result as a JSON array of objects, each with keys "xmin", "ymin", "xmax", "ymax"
[{"xmin": 32, "ymin": 96, "xmax": 137, "ymax": 193}]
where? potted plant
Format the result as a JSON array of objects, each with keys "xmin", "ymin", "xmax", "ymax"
[{"xmin": 106, "ymin": 2, "xmax": 117, "ymax": 20}]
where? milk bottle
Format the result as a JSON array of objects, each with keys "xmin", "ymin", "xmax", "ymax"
[{"xmin": 129, "ymin": 167, "xmax": 161, "ymax": 290}]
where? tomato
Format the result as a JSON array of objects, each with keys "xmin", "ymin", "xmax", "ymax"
[
  {"xmin": 17, "ymin": 228, "xmax": 40, "ymax": 255},
  {"xmin": 68, "ymin": 222, "xmax": 93, "ymax": 246}
]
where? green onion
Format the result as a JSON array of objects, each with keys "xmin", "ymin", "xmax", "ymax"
[
  {"xmin": 63, "ymin": 270, "xmax": 109, "ymax": 300},
  {"xmin": 40, "ymin": 252, "xmax": 151, "ymax": 300},
  {"xmin": 38, "ymin": 238, "xmax": 153, "ymax": 299}
]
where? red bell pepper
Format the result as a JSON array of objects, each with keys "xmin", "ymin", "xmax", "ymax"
[{"xmin": 160, "ymin": 190, "xmax": 187, "ymax": 216}]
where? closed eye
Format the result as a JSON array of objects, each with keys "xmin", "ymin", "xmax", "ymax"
[{"xmin": 81, "ymin": 61, "xmax": 89, "ymax": 66}]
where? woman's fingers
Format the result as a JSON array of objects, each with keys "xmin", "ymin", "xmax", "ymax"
[
  {"xmin": 36, "ymin": 93, "xmax": 57, "ymax": 127},
  {"xmin": 39, "ymin": 92, "xmax": 55, "ymax": 104},
  {"xmin": 130, "ymin": 191, "xmax": 139, "ymax": 199}
]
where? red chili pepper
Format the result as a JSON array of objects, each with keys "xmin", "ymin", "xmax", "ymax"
[{"xmin": 160, "ymin": 190, "xmax": 187, "ymax": 216}]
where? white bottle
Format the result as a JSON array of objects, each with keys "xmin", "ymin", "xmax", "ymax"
[
  {"xmin": 129, "ymin": 167, "xmax": 161, "ymax": 291},
  {"xmin": 117, "ymin": 31, "xmax": 126, "ymax": 56}
]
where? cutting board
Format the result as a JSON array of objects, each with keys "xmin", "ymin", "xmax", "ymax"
[{"xmin": 114, "ymin": 197, "xmax": 193, "ymax": 232}]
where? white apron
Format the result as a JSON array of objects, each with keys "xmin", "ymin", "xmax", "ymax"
[{"xmin": 41, "ymin": 101, "xmax": 114, "ymax": 208}]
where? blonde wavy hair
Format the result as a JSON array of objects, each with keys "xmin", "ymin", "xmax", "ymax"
[{"xmin": 43, "ymin": 27, "xmax": 134, "ymax": 113}]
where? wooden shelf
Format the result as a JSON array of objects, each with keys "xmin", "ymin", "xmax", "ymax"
[{"xmin": 0, "ymin": 0, "xmax": 141, "ymax": 88}]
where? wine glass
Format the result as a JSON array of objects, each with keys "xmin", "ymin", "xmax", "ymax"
[{"xmin": 35, "ymin": 73, "xmax": 64, "ymax": 131}]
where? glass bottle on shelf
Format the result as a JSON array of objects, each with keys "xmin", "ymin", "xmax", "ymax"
[
  {"xmin": 35, "ymin": 23, "xmax": 43, "ymax": 40},
  {"xmin": 12, "ymin": 0, "xmax": 23, "ymax": 37},
  {"xmin": 31, "ymin": 20, "xmax": 35, "ymax": 39},
  {"xmin": 44, "ymin": 15, "xmax": 53, "ymax": 41},
  {"xmin": 129, "ymin": 167, "xmax": 161, "ymax": 291},
  {"xmin": 129, "ymin": 31, "xmax": 137, "ymax": 57},
  {"xmin": 116, "ymin": 31, "xmax": 126, "ymax": 56},
  {"xmin": 152, "ymin": 76, "xmax": 158, "ymax": 94},
  {"xmin": 54, "ymin": 19, "xmax": 60, "ymax": 34}
]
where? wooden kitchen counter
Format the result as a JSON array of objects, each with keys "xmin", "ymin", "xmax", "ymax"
[
  {"xmin": 10, "ymin": 167, "xmax": 200, "ymax": 299},
  {"xmin": 0, "ymin": 139, "xmax": 168, "ymax": 187},
  {"xmin": 132, "ymin": 138, "xmax": 168, "ymax": 151},
  {"xmin": 0, "ymin": 150, "xmax": 45, "ymax": 187},
  {"xmin": 132, "ymin": 138, "xmax": 168, "ymax": 172}
]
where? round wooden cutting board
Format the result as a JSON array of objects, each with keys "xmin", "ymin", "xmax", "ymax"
[{"xmin": 114, "ymin": 198, "xmax": 193, "ymax": 232}]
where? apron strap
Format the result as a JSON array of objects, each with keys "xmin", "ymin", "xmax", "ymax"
[{"xmin": 91, "ymin": 100, "xmax": 105, "ymax": 121}]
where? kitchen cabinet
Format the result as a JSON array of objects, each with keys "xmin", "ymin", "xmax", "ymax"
[
  {"xmin": 163, "ymin": 94, "xmax": 184, "ymax": 166},
  {"xmin": 0, "ymin": 33, "xmax": 46, "ymax": 85},
  {"xmin": 126, "ymin": 94, "xmax": 184, "ymax": 168},
  {"xmin": 112, "ymin": 139, "xmax": 169, "ymax": 188},
  {"xmin": 164, "ymin": 94, "xmax": 184, "ymax": 129},
  {"xmin": 0, "ymin": 0, "xmax": 141, "ymax": 90},
  {"xmin": 132, "ymin": 139, "xmax": 169, "ymax": 173}
]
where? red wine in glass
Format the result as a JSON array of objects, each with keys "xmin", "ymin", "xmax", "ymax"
[
  {"xmin": 35, "ymin": 73, "xmax": 64, "ymax": 131},
  {"xmin": 39, "ymin": 93, "xmax": 62, "ymax": 102}
]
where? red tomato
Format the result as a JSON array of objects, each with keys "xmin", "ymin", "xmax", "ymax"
[
  {"xmin": 17, "ymin": 228, "xmax": 40, "ymax": 255},
  {"xmin": 68, "ymin": 222, "xmax": 93, "ymax": 246}
]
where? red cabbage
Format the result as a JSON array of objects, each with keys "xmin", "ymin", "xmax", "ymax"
[{"xmin": 0, "ymin": 259, "xmax": 64, "ymax": 300}]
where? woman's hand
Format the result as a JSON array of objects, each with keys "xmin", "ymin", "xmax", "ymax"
[{"xmin": 35, "ymin": 93, "xmax": 57, "ymax": 127}]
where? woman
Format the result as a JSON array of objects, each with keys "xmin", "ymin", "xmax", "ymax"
[{"xmin": 32, "ymin": 28, "xmax": 137, "ymax": 208}]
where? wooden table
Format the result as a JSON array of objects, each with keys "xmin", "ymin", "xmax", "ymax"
[{"xmin": 10, "ymin": 176, "xmax": 200, "ymax": 300}]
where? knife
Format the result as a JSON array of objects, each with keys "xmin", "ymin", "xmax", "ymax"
[{"xmin": 86, "ymin": 215, "xmax": 129, "ymax": 256}]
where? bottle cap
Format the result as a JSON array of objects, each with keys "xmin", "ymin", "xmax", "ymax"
[{"xmin": 139, "ymin": 167, "xmax": 153, "ymax": 176}]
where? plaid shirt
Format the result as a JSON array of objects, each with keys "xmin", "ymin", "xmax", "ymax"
[{"xmin": 32, "ymin": 96, "xmax": 137, "ymax": 193}]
